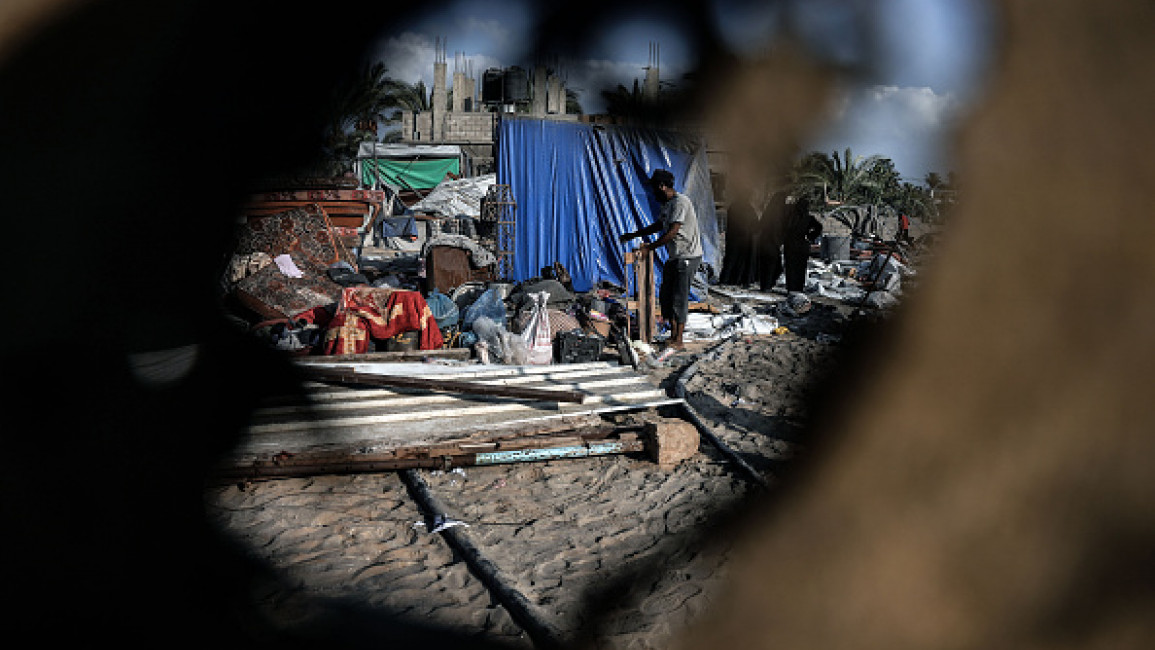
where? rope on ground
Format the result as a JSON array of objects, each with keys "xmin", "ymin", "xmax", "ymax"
[
  {"xmin": 399, "ymin": 469, "xmax": 568, "ymax": 650},
  {"xmin": 674, "ymin": 336, "xmax": 771, "ymax": 491}
]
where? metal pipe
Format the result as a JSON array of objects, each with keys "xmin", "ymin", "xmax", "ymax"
[
  {"xmin": 214, "ymin": 431, "xmax": 645, "ymax": 482},
  {"xmin": 673, "ymin": 339, "xmax": 770, "ymax": 490},
  {"xmin": 400, "ymin": 468, "xmax": 567, "ymax": 649},
  {"xmin": 473, "ymin": 439, "xmax": 643, "ymax": 466}
]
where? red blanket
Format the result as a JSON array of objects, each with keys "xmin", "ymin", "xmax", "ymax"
[{"xmin": 320, "ymin": 288, "xmax": 443, "ymax": 355}]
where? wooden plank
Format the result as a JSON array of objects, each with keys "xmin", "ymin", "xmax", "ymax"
[
  {"xmin": 232, "ymin": 396, "xmax": 683, "ymax": 459},
  {"xmin": 228, "ymin": 361, "xmax": 678, "ymax": 461},
  {"xmin": 303, "ymin": 366, "xmax": 587, "ymax": 404},
  {"xmin": 299, "ymin": 364, "xmax": 636, "ymax": 388},
  {"xmin": 298, "ymin": 360, "xmax": 622, "ymax": 380},
  {"xmin": 295, "ymin": 348, "xmax": 471, "ymax": 364},
  {"xmin": 256, "ymin": 377, "xmax": 649, "ymax": 418},
  {"xmin": 242, "ymin": 202, "xmax": 371, "ymax": 214},
  {"xmin": 248, "ymin": 189, "xmax": 387, "ymax": 202},
  {"xmin": 245, "ymin": 389, "xmax": 665, "ymax": 435}
]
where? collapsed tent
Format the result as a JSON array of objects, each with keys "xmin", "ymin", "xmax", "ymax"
[
  {"xmin": 355, "ymin": 142, "xmax": 463, "ymax": 192},
  {"xmin": 496, "ymin": 118, "xmax": 719, "ymax": 293}
]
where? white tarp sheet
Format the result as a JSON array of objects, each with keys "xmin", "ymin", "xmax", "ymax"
[{"xmin": 408, "ymin": 174, "xmax": 496, "ymax": 219}]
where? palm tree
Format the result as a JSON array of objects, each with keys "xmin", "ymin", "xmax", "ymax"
[
  {"xmin": 385, "ymin": 78, "xmax": 431, "ymax": 113},
  {"xmin": 792, "ymin": 148, "xmax": 892, "ymax": 205},
  {"xmin": 924, "ymin": 171, "xmax": 945, "ymax": 197},
  {"xmin": 565, "ymin": 88, "xmax": 583, "ymax": 115},
  {"xmin": 324, "ymin": 61, "xmax": 395, "ymax": 145},
  {"xmin": 861, "ymin": 157, "xmax": 903, "ymax": 206},
  {"xmin": 322, "ymin": 63, "xmax": 440, "ymax": 162},
  {"xmin": 378, "ymin": 78, "xmax": 430, "ymax": 141},
  {"xmin": 318, "ymin": 60, "xmax": 407, "ymax": 174},
  {"xmin": 891, "ymin": 182, "xmax": 937, "ymax": 222}
]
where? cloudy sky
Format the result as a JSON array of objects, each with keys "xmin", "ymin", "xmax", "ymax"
[{"xmin": 369, "ymin": 0, "xmax": 996, "ymax": 182}]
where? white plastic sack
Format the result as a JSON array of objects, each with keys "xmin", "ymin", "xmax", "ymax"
[{"xmin": 520, "ymin": 292, "xmax": 553, "ymax": 365}]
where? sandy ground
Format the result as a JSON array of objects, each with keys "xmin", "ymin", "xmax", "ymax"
[{"xmin": 204, "ymin": 288, "xmax": 858, "ymax": 649}]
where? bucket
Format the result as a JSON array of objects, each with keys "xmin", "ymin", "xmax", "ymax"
[
  {"xmin": 488, "ymin": 282, "xmax": 514, "ymax": 300},
  {"xmin": 821, "ymin": 235, "xmax": 852, "ymax": 262}
]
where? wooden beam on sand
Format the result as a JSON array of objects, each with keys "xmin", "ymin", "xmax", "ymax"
[
  {"xmin": 302, "ymin": 366, "xmax": 587, "ymax": 404},
  {"xmin": 213, "ymin": 428, "xmax": 647, "ymax": 482}
]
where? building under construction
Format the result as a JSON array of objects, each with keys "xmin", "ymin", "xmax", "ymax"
[{"xmin": 400, "ymin": 38, "xmax": 577, "ymax": 175}]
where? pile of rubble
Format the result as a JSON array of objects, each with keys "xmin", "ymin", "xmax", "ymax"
[{"xmin": 219, "ymin": 196, "xmax": 636, "ymax": 368}]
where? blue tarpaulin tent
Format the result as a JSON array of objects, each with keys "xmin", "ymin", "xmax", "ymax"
[{"xmin": 496, "ymin": 118, "xmax": 718, "ymax": 294}]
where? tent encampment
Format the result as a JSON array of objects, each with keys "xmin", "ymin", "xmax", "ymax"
[{"xmin": 496, "ymin": 118, "xmax": 718, "ymax": 294}]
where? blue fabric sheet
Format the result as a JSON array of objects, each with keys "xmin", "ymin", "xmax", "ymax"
[
  {"xmin": 378, "ymin": 216, "xmax": 418, "ymax": 240},
  {"xmin": 496, "ymin": 118, "xmax": 718, "ymax": 294}
]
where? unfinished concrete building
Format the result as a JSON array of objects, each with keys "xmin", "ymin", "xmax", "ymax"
[{"xmin": 401, "ymin": 40, "xmax": 576, "ymax": 175}]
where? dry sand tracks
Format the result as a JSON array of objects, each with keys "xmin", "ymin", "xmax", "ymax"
[{"xmin": 205, "ymin": 314, "xmax": 847, "ymax": 649}]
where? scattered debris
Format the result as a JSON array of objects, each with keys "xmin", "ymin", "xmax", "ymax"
[{"xmin": 414, "ymin": 514, "xmax": 471, "ymax": 534}]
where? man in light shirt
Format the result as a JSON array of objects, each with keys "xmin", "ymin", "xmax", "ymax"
[{"xmin": 619, "ymin": 168, "xmax": 703, "ymax": 358}]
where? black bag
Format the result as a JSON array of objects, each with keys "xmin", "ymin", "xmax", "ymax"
[
  {"xmin": 327, "ymin": 267, "xmax": 368, "ymax": 286},
  {"xmin": 541, "ymin": 262, "xmax": 574, "ymax": 291},
  {"xmin": 554, "ymin": 329, "xmax": 604, "ymax": 364}
]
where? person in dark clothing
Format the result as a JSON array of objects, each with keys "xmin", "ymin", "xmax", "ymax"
[
  {"xmin": 719, "ymin": 188, "xmax": 760, "ymax": 286},
  {"xmin": 759, "ymin": 193, "xmax": 822, "ymax": 315},
  {"xmin": 757, "ymin": 191, "xmax": 788, "ymax": 293},
  {"xmin": 783, "ymin": 195, "xmax": 822, "ymax": 292}
]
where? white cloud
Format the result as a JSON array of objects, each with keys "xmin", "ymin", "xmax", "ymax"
[
  {"xmin": 376, "ymin": 32, "xmax": 437, "ymax": 87},
  {"xmin": 459, "ymin": 17, "xmax": 511, "ymax": 48},
  {"xmin": 374, "ymin": 31, "xmax": 505, "ymax": 97},
  {"xmin": 559, "ymin": 57, "xmax": 693, "ymax": 115},
  {"xmin": 808, "ymin": 84, "xmax": 964, "ymax": 180}
]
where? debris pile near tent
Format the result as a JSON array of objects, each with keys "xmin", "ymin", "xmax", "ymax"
[{"xmin": 221, "ymin": 178, "xmax": 648, "ymax": 369}]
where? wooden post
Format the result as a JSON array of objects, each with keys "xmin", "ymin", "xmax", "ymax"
[{"xmin": 625, "ymin": 248, "xmax": 656, "ymax": 343}]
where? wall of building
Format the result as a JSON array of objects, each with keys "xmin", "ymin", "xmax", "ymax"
[
  {"xmin": 399, "ymin": 59, "xmax": 577, "ymax": 177},
  {"xmin": 402, "ymin": 111, "xmax": 496, "ymax": 145}
]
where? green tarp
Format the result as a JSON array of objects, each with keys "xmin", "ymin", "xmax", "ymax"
[{"xmin": 359, "ymin": 158, "xmax": 459, "ymax": 191}]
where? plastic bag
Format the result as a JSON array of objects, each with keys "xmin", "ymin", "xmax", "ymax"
[
  {"xmin": 471, "ymin": 316, "xmax": 505, "ymax": 363},
  {"xmin": 426, "ymin": 290, "xmax": 459, "ymax": 331},
  {"xmin": 520, "ymin": 292, "xmax": 553, "ymax": 365},
  {"xmin": 462, "ymin": 287, "xmax": 507, "ymax": 330},
  {"xmin": 502, "ymin": 331, "xmax": 529, "ymax": 365}
]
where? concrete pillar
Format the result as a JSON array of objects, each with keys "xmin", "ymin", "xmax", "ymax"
[
  {"xmin": 452, "ymin": 70, "xmax": 465, "ymax": 112},
  {"xmin": 644, "ymin": 41, "xmax": 660, "ymax": 102},
  {"xmin": 548, "ymin": 76, "xmax": 564, "ymax": 114},
  {"xmin": 643, "ymin": 66, "xmax": 659, "ymax": 102},
  {"xmin": 401, "ymin": 112, "xmax": 414, "ymax": 142},
  {"xmin": 433, "ymin": 60, "xmax": 447, "ymax": 141},
  {"xmin": 532, "ymin": 65, "xmax": 547, "ymax": 117}
]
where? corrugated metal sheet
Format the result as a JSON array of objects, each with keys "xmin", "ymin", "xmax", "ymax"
[{"xmin": 230, "ymin": 361, "xmax": 680, "ymax": 462}]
